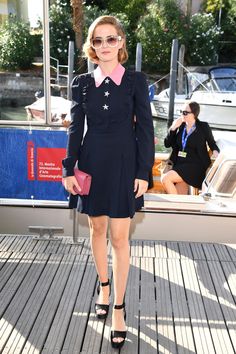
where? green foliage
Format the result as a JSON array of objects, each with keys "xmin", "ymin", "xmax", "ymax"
[
  {"xmin": 49, "ymin": 0, "xmax": 75, "ymax": 65},
  {"xmin": 0, "ymin": 15, "xmax": 35, "ymax": 70},
  {"xmin": 136, "ymin": 0, "xmax": 188, "ymax": 72},
  {"xmin": 187, "ymin": 13, "xmax": 222, "ymax": 65}
]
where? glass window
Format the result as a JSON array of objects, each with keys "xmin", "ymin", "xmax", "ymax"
[{"xmin": 204, "ymin": 159, "xmax": 236, "ymax": 198}]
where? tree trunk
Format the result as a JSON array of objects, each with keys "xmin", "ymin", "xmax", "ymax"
[{"xmin": 70, "ymin": 0, "xmax": 83, "ymax": 50}]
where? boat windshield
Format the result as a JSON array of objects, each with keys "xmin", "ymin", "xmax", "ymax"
[{"xmin": 204, "ymin": 159, "xmax": 236, "ymax": 198}]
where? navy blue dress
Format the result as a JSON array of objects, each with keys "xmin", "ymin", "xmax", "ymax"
[
  {"xmin": 62, "ymin": 70, "xmax": 155, "ymax": 218},
  {"xmin": 164, "ymin": 120, "xmax": 220, "ymax": 188}
]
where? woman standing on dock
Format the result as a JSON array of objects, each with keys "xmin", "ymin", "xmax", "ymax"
[{"xmin": 62, "ymin": 15, "xmax": 154, "ymax": 349}]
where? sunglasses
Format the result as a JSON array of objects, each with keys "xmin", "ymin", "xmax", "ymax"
[
  {"xmin": 91, "ymin": 35, "xmax": 122, "ymax": 49},
  {"xmin": 180, "ymin": 110, "xmax": 192, "ymax": 116}
]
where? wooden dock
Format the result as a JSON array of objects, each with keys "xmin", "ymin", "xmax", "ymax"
[{"xmin": 0, "ymin": 234, "xmax": 235, "ymax": 353}]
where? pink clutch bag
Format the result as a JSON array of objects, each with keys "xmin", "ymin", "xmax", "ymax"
[
  {"xmin": 62, "ymin": 168, "xmax": 92, "ymax": 195},
  {"xmin": 73, "ymin": 168, "xmax": 92, "ymax": 195}
]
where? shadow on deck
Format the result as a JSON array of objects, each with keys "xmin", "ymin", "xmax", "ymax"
[{"xmin": 0, "ymin": 234, "xmax": 235, "ymax": 353}]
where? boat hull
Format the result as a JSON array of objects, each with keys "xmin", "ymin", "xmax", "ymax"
[{"xmin": 151, "ymin": 92, "xmax": 236, "ymax": 130}]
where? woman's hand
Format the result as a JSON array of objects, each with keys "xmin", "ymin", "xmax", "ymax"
[
  {"xmin": 212, "ymin": 150, "xmax": 219, "ymax": 159},
  {"xmin": 170, "ymin": 117, "xmax": 183, "ymax": 131},
  {"xmin": 134, "ymin": 179, "xmax": 148, "ymax": 198},
  {"xmin": 62, "ymin": 176, "xmax": 81, "ymax": 195}
]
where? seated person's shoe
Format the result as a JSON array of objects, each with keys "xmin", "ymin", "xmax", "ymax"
[
  {"xmin": 110, "ymin": 303, "xmax": 126, "ymax": 349},
  {"xmin": 95, "ymin": 280, "xmax": 110, "ymax": 320}
]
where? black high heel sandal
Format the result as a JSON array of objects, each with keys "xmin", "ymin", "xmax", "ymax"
[
  {"xmin": 110, "ymin": 303, "xmax": 127, "ymax": 349},
  {"xmin": 95, "ymin": 280, "xmax": 110, "ymax": 320}
]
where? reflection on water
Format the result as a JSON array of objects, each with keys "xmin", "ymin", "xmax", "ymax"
[
  {"xmin": 153, "ymin": 118, "xmax": 169, "ymax": 153},
  {"xmin": 0, "ymin": 106, "xmax": 28, "ymax": 121},
  {"xmin": 0, "ymin": 106, "xmax": 169, "ymax": 152}
]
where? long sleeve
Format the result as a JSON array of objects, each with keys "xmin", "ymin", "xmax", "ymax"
[
  {"xmin": 134, "ymin": 72, "xmax": 155, "ymax": 181},
  {"xmin": 203, "ymin": 123, "xmax": 220, "ymax": 152},
  {"xmin": 62, "ymin": 75, "xmax": 86, "ymax": 177}
]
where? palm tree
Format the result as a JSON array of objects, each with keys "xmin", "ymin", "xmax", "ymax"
[{"xmin": 70, "ymin": 0, "xmax": 83, "ymax": 50}]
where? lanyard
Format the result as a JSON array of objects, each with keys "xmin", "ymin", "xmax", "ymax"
[{"xmin": 181, "ymin": 124, "xmax": 196, "ymax": 151}]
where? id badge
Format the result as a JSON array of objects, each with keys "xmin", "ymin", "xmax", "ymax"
[{"xmin": 178, "ymin": 151, "xmax": 187, "ymax": 158}]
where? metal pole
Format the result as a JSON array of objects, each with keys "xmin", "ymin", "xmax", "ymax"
[
  {"xmin": 67, "ymin": 41, "xmax": 75, "ymax": 100},
  {"xmin": 167, "ymin": 39, "xmax": 178, "ymax": 129},
  {"xmin": 87, "ymin": 59, "xmax": 94, "ymax": 72},
  {"xmin": 177, "ymin": 44, "xmax": 185, "ymax": 94},
  {"xmin": 42, "ymin": 0, "xmax": 51, "ymax": 124},
  {"xmin": 135, "ymin": 43, "xmax": 142, "ymax": 72}
]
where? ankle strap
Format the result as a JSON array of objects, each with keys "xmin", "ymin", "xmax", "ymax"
[
  {"xmin": 100, "ymin": 280, "xmax": 109, "ymax": 287},
  {"xmin": 114, "ymin": 303, "xmax": 125, "ymax": 310}
]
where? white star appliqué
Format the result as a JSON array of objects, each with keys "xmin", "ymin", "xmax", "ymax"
[
  {"xmin": 105, "ymin": 78, "xmax": 110, "ymax": 84},
  {"xmin": 103, "ymin": 104, "xmax": 109, "ymax": 110},
  {"xmin": 104, "ymin": 91, "xmax": 110, "ymax": 97}
]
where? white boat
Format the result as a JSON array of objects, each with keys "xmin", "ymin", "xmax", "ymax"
[
  {"xmin": 151, "ymin": 66, "xmax": 236, "ymax": 131},
  {"xmin": 25, "ymin": 96, "xmax": 71, "ymax": 125}
]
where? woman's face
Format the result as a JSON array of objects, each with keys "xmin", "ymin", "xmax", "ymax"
[
  {"xmin": 91, "ymin": 24, "xmax": 124, "ymax": 64},
  {"xmin": 181, "ymin": 104, "xmax": 195, "ymax": 123}
]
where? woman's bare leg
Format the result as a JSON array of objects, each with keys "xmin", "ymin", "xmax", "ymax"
[
  {"xmin": 110, "ymin": 217, "xmax": 131, "ymax": 343},
  {"xmin": 161, "ymin": 170, "xmax": 184, "ymax": 194},
  {"xmin": 175, "ymin": 181, "xmax": 189, "ymax": 194},
  {"xmin": 88, "ymin": 215, "xmax": 109, "ymax": 315}
]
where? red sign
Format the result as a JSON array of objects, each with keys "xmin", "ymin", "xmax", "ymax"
[
  {"xmin": 37, "ymin": 148, "xmax": 66, "ymax": 182},
  {"xmin": 27, "ymin": 141, "xmax": 35, "ymax": 180}
]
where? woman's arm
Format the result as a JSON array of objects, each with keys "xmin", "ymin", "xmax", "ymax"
[
  {"xmin": 164, "ymin": 118, "xmax": 183, "ymax": 148},
  {"xmin": 203, "ymin": 122, "xmax": 220, "ymax": 154},
  {"xmin": 133, "ymin": 72, "xmax": 155, "ymax": 182},
  {"xmin": 62, "ymin": 75, "xmax": 86, "ymax": 178}
]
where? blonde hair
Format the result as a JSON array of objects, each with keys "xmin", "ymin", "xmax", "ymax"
[{"xmin": 83, "ymin": 16, "xmax": 128, "ymax": 64}]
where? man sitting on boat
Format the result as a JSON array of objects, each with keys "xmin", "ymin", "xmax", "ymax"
[{"xmin": 161, "ymin": 101, "xmax": 220, "ymax": 194}]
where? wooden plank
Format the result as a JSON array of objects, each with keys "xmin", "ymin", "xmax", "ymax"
[
  {"xmin": 4, "ymin": 235, "xmax": 29, "ymax": 253},
  {"xmin": 223, "ymin": 244, "xmax": 236, "ymax": 261},
  {"xmin": 207, "ymin": 260, "xmax": 236, "ymax": 352},
  {"xmin": 20, "ymin": 253, "xmax": 75, "ymax": 354},
  {"xmin": 130, "ymin": 240, "xmax": 143, "ymax": 257},
  {"xmin": 143, "ymin": 241, "xmax": 155, "ymax": 258},
  {"xmin": 0, "ymin": 235, "xmax": 17, "ymax": 252},
  {"xmin": 0, "ymin": 253, "xmax": 36, "ymax": 317},
  {"xmin": 41, "ymin": 255, "xmax": 88, "ymax": 354},
  {"xmin": 221, "ymin": 261, "xmax": 236, "ymax": 300},
  {"xmin": 201, "ymin": 243, "xmax": 219, "ymax": 261},
  {"xmin": 154, "ymin": 241, "xmax": 168, "ymax": 259},
  {"xmin": 190, "ymin": 242, "xmax": 206, "ymax": 260},
  {"xmin": 213, "ymin": 244, "xmax": 232, "ymax": 261},
  {"xmin": 167, "ymin": 258, "xmax": 196, "ymax": 353},
  {"xmin": 61, "ymin": 256, "xmax": 97, "ymax": 353},
  {"xmin": 197, "ymin": 260, "xmax": 234, "ymax": 353},
  {"xmin": 155, "ymin": 258, "xmax": 176, "ymax": 354},
  {"xmin": 178, "ymin": 242, "xmax": 193, "ymax": 260},
  {"xmin": 31, "ymin": 239, "xmax": 51, "ymax": 253},
  {"xmin": 43, "ymin": 239, "xmax": 62, "ymax": 254},
  {"xmin": 139, "ymin": 257, "xmax": 157, "ymax": 353},
  {"xmin": 0, "ymin": 253, "xmax": 51, "ymax": 354},
  {"xmin": 2, "ymin": 253, "xmax": 62, "ymax": 354},
  {"xmin": 166, "ymin": 242, "xmax": 180, "ymax": 259},
  {"xmin": 181, "ymin": 259, "xmax": 215, "ymax": 353}
]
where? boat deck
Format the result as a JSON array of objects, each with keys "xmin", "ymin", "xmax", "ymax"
[{"xmin": 0, "ymin": 234, "xmax": 235, "ymax": 354}]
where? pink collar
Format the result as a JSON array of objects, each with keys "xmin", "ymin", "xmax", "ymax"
[{"xmin": 94, "ymin": 64, "xmax": 125, "ymax": 87}]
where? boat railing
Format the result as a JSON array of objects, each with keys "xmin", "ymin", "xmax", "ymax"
[{"xmin": 50, "ymin": 56, "xmax": 68, "ymax": 88}]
